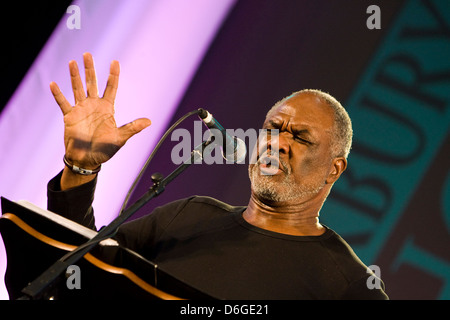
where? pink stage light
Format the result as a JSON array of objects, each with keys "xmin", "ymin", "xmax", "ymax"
[{"xmin": 0, "ymin": 0, "xmax": 236, "ymax": 300}]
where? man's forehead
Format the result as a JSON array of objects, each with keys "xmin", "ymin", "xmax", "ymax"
[
  {"xmin": 271, "ymin": 94, "xmax": 330, "ymax": 117},
  {"xmin": 265, "ymin": 93, "xmax": 335, "ymax": 130},
  {"xmin": 284, "ymin": 92, "xmax": 325, "ymax": 109}
]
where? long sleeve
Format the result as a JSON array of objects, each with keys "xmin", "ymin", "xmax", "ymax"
[{"xmin": 47, "ymin": 170, "xmax": 97, "ymax": 230}]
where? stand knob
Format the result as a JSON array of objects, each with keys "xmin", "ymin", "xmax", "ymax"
[{"xmin": 151, "ymin": 172, "xmax": 164, "ymax": 184}]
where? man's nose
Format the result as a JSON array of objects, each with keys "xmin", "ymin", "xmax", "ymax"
[
  {"xmin": 276, "ymin": 132, "xmax": 291, "ymax": 154},
  {"xmin": 258, "ymin": 130, "xmax": 290, "ymax": 155}
]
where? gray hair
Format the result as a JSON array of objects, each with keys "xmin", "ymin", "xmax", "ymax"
[{"xmin": 266, "ymin": 89, "xmax": 353, "ymax": 159}]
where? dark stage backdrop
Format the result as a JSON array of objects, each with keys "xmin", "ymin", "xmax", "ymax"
[{"xmin": 2, "ymin": 0, "xmax": 449, "ymax": 300}]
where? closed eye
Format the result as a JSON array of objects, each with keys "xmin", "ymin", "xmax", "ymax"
[
  {"xmin": 265, "ymin": 119, "xmax": 314, "ymax": 145},
  {"xmin": 292, "ymin": 129, "xmax": 314, "ymax": 145},
  {"xmin": 294, "ymin": 135, "xmax": 311, "ymax": 144}
]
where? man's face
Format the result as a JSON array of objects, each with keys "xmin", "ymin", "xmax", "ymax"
[{"xmin": 249, "ymin": 93, "xmax": 336, "ymax": 204}]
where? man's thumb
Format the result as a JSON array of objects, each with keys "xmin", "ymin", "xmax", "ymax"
[{"xmin": 118, "ymin": 118, "xmax": 151, "ymax": 145}]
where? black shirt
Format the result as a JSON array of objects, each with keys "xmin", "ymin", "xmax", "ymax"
[{"xmin": 48, "ymin": 172, "xmax": 388, "ymax": 300}]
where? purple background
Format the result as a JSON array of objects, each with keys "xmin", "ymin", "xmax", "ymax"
[{"xmin": 1, "ymin": 0, "xmax": 449, "ymax": 300}]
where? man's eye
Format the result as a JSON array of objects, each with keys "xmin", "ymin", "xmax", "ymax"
[{"xmin": 294, "ymin": 136, "xmax": 310, "ymax": 144}]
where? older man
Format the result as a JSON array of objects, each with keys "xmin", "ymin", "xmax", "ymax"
[{"xmin": 47, "ymin": 53, "xmax": 388, "ymax": 299}]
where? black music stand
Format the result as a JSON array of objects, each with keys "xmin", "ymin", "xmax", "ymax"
[{"xmin": 0, "ymin": 197, "xmax": 211, "ymax": 300}]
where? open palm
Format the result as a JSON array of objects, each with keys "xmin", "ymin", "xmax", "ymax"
[{"xmin": 50, "ymin": 53, "xmax": 151, "ymax": 170}]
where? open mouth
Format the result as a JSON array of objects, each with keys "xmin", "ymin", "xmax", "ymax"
[{"xmin": 258, "ymin": 155, "xmax": 283, "ymax": 175}]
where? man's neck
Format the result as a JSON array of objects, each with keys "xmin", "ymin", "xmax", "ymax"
[{"xmin": 243, "ymin": 193, "xmax": 327, "ymax": 236}]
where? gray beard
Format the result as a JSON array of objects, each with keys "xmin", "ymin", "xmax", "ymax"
[{"xmin": 248, "ymin": 161, "xmax": 324, "ymax": 203}]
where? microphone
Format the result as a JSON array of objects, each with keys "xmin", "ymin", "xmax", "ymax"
[{"xmin": 198, "ymin": 108, "xmax": 246, "ymax": 163}]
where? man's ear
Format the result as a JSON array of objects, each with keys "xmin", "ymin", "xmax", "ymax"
[{"xmin": 326, "ymin": 157, "xmax": 347, "ymax": 184}]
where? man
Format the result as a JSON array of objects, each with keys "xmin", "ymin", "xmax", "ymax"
[{"xmin": 47, "ymin": 53, "xmax": 388, "ymax": 299}]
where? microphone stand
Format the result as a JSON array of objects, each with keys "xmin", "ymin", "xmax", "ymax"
[{"xmin": 18, "ymin": 138, "xmax": 215, "ymax": 300}]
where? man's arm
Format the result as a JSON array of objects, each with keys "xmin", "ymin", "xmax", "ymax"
[
  {"xmin": 46, "ymin": 53, "xmax": 151, "ymax": 228},
  {"xmin": 49, "ymin": 52, "xmax": 151, "ymax": 191},
  {"xmin": 47, "ymin": 170, "xmax": 97, "ymax": 229}
]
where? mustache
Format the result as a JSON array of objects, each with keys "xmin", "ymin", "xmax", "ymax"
[{"xmin": 256, "ymin": 151, "xmax": 290, "ymax": 174}]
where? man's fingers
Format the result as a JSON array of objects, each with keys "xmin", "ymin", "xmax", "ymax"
[
  {"xmin": 50, "ymin": 82, "xmax": 72, "ymax": 115},
  {"xmin": 118, "ymin": 118, "xmax": 152, "ymax": 145},
  {"xmin": 103, "ymin": 60, "xmax": 120, "ymax": 104},
  {"xmin": 83, "ymin": 52, "xmax": 99, "ymax": 98},
  {"xmin": 69, "ymin": 60, "xmax": 86, "ymax": 104}
]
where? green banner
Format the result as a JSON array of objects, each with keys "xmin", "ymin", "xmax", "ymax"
[{"xmin": 321, "ymin": 0, "xmax": 450, "ymax": 299}]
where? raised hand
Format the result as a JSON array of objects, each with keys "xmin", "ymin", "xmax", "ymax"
[{"xmin": 50, "ymin": 53, "xmax": 151, "ymax": 189}]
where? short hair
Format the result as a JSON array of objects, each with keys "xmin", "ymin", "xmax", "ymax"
[{"xmin": 266, "ymin": 89, "xmax": 353, "ymax": 159}]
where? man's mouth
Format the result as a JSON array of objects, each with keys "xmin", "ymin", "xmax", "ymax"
[{"xmin": 258, "ymin": 155, "xmax": 283, "ymax": 176}]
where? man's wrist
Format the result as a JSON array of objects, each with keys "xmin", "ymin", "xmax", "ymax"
[
  {"xmin": 63, "ymin": 155, "xmax": 101, "ymax": 175},
  {"xmin": 60, "ymin": 165, "xmax": 98, "ymax": 191}
]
